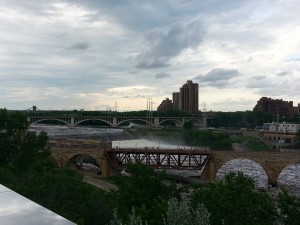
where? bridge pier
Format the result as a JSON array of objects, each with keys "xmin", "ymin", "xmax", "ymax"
[
  {"xmin": 154, "ymin": 118, "xmax": 160, "ymax": 128},
  {"xmin": 201, "ymin": 161, "xmax": 216, "ymax": 181},
  {"xmin": 70, "ymin": 117, "xmax": 75, "ymax": 126},
  {"xmin": 112, "ymin": 117, "xmax": 117, "ymax": 128},
  {"xmin": 100, "ymin": 158, "xmax": 117, "ymax": 177}
]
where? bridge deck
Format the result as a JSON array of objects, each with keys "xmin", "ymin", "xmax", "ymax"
[{"xmin": 105, "ymin": 148, "xmax": 212, "ymax": 170}]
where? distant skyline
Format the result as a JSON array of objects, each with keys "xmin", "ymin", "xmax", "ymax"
[{"xmin": 1, "ymin": 0, "xmax": 300, "ymax": 112}]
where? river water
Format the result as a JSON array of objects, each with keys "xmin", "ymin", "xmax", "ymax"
[{"xmin": 30, "ymin": 125, "xmax": 300, "ymax": 196}]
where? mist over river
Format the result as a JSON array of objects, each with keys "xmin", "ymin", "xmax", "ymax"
[{"xmin": 30, "ymin": 125, "xmax": 300, "ymax": 196}]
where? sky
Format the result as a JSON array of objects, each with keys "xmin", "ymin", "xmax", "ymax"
[{"xmin": 1, "ymin": 0, "xmax": 300, "ymax": 112}]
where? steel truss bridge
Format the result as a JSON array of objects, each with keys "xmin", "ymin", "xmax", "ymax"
[
  {"xmin": 105, "ymin": 148, "xmax": 212, "ymax": 170},
  {"xmin": 27, "ymin": 115, "xmax": 206, "ymax": 128}
]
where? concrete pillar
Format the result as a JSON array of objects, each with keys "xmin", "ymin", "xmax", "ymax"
[
  {"xmin": 179, "ymin": 118, "xmax": 185, "ymax": 127},
  {"xmin": 154, "ymin": 117, "xmax": 160, "ymax": 128},
  {"xmin": 113, "ymin": 117, "xmax": 117, "ymax": 128},
  {"xmin": 70, "ymin": 117, "xmax": 75, "ymax": 126}
]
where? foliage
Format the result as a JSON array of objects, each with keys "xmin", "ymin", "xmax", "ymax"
[
  {"xmin": 183, "ymin": 121, "xmax": 193, "ymax": 129},
  {"xmin": 111, "ymin": 164, "xmax": 179, "ymax": 225},
  {"xmin": 278, "ymin": 189, "xmax": 300, "ymax": 225},
  {"xmin": 163, "ymin": 198, "xmax": 210, "ymax": 225},
  {"xmin": 127, "ymin": 129, "xmax": 232, "ymax": 150},
  {"xmin": 192, "ymin": 172, "xmax": 277, "ymax": 225},
  {"xmin": 208, "ymin": 111, "xmax": 273, "ymax": 128},
  {"xmin": 110, "ymin": 198, "xmax": 210, "ymax": 225},
  {"xmin": 0, "ymin": 109, "xmax": 50, "ymax": 170},
  {"xmin": 183, "ymin": 130, "xmax": 232, "ymax": 150},
  {"xmin": 111, "ymin": 209, "xmax": 147, "ymax": 225},
  {"xmin": 0, "ymin": 109, "xmax": 114, "ymax": 225}
]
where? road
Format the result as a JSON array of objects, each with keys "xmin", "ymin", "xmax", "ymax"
[{"xmin": 83, "ymin": 176, "xmax": 118, "ymax": 191}]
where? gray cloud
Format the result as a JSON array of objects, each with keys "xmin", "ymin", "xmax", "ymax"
[
  {"xmin": 194, "ymin": 68, "xmax": 240, "ymax": 87},
  {"xmin": 246, "ymin": 75, "xmax": 269, "ymax": 88},
  {"xmin": 66, "ymin": 42, "xmax": 90, "ymax": 50},
  {"xmin": 155, "ymin": 73, "xmax": 170, "ymax": 78},
  {"xmin": 1, "ymin": 0, "xmax": 300, "ymax": 111},
  {"xmin": 253, "ymin": 75, "xmax": 266, "ymax": 80},
  {"xmin": 211, "ymin": 98, "xmax": 256, "ymax": 111},
  {"xmin": 277, "ymin": 71, "xmax": 288, "ymax": 76},
  {"xmin": 136, "ymin": 20, "xmax": 205, "ymax": 68}
]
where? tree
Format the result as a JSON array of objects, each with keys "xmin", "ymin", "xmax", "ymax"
[
  {"xmin": 110, "ymin": 198, "xmax": 210, "ymax": 225},
  {"xmin": 192, "ymin": 172, "xmax": 277, "ymax": 225},
  {"xmin": 0, "ymin": 109, "xmax": 114, "ymax": 225},
  {"xmin": 278, "ymin": 189, "xmax": 300, "ymax": 225},
  {"xmin": 163, "ymin": 198, "xmax": 210, "ymax": 225},
  {"xmin": 183, "ymin": 121, "xmax": 193, "ymax": 129},
  {"xmin": 0, "ymin": 109, "xmax": 50, "ymax": 169},
  {"xmin": 111, "ymin": 164, "xmax": 179, "ymax": 225}
]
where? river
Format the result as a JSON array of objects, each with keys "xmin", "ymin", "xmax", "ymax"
[{"xmin": 29, "ymin": 125, "xmax": 300, "ymax": 196}]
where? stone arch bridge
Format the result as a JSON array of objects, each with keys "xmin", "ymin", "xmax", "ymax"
[
  {"xmin": 28, "ymin": 115, "xmax": 205, "ymax": 128},
  {"xmin": 201, "ymin": 151, "xmax": 300, "ymax": 186},
  {"xmin": 49, "ymin": 139, "xmax": 300, "ymax": 186}
]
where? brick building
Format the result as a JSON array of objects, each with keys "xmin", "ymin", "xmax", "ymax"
[{"xmin": 253, "ymin": 97, "xmax": 298, "ymax": 117}]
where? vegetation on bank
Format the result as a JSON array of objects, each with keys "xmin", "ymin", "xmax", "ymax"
[{"xmin": 1, "ymin": 109, "xmax": 299, "ymax": 225}]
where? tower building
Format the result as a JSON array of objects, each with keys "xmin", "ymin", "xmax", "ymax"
[
  {"xmin": 157, "ymin": 80, "xmax": 199, "ymax": 113},
  {"xmin": 179, "ymin": 80, "xmax": 199, "ymax": 113}
]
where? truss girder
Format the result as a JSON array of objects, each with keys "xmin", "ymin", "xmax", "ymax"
[{"xmin": 105, "ymin": 148, "xmax": 212, "ymax": 170}]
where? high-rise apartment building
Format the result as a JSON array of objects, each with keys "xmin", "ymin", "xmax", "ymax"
[
  {"xmin": 178, "ymin": 80, "xmax": 199, "ymax": 113},
  {"xmin": 157, "ymin": 80, "xmax": 199, "ymax": 113},
  {"xmin": 172, "ymin": 92, "xmax": 180, "ymax": 110}
]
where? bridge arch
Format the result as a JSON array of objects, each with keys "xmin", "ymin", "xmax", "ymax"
[
  {"xmin": 185, "ymin": 118, "xmax": 202, "ymax": 123},
  {"xmin": 159, "ymin": 119, "xmax": 182, "ymax": 127},
  {"xmin": 117, "ymin": 119, "xmax": 151, "ymax": 127},
  {"xmin": 278, "ymin": 162, "xmax": 300, "ymax": 191},
  {"xmin": 67, "ymin": 153, "xmax": 101, "ymax": 173},
  {"xmin": 216, "ymin": 158, "xmax": 269, "ymax": 188},
  {"xmin": 31, "ymin": 119, "xmax": 70, "ymax": 126},
  {"xmin": 75, "ymin": 119, "xmax": 113, "ymax": 127}
]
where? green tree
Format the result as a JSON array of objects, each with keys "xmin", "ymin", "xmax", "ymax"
[
  {"xmin": 111, "ymin": 164, "xmax": 179, "ymax": 225},
  {"xmin": 0, "ymin": 108, "xmax": 114, "ymax": 225},
  {"xmin": 163, "ymin": 198, "xmax": 210, "ymax": 225},
  {"xmin": 192, "ymin": 172, "xmax": 277, "ymax": 225},
  {"xmin": 0, "ymin": 109, "xmax": 50, "ymax": 170},
  {"xmin": 110, "ymin": 198, "xmax": 210, "ymax": 225},
  {"xmin": 278, "ymin": 189, "xmax": 300, "ymax": 225},
  {"xmin": 183, "ymin": 121, "xmax": 193, "ymax": 129}
]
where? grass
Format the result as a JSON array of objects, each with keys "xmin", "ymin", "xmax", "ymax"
[{"xmin": 244, "ymin": 142, "xmax": 269, "ymax": 151}]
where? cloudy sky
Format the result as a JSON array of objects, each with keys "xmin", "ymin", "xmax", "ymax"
[{"xmin": 1, "ymin": 0, "xmax": 300, "ymax": 112}]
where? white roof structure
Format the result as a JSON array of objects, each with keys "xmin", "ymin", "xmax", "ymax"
[{"xmin": 0, "ymin": 184, "xmax": 76, "ymax": 225}]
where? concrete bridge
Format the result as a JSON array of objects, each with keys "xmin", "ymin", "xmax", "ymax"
[
  {"xmin": 28, "ymin": 115, "xmax": 205, "ymax": 128},
  {"xmin": 49, "ymin": 139, "xmax": 300, "ymax": 186}
]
